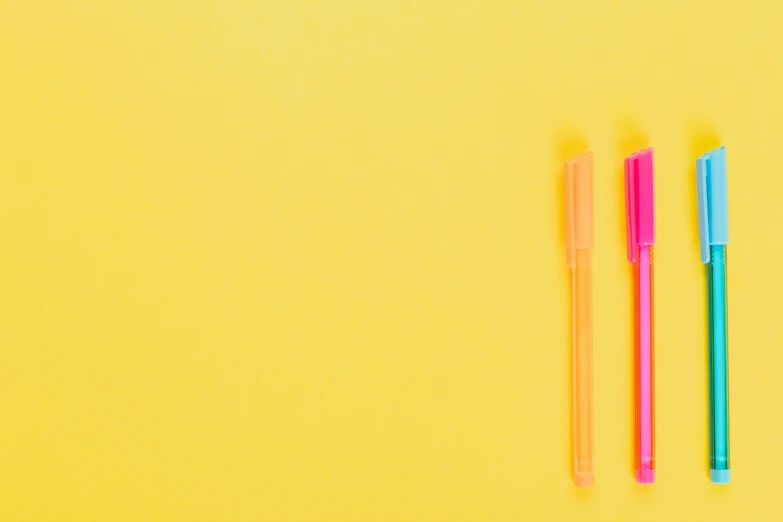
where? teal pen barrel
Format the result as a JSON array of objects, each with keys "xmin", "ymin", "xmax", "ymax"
[{"xmin": 708, "ymin": 245, "xmax": 730, "ymax": 484}]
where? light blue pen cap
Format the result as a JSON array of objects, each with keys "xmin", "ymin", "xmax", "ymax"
[{"xmin": 696, "ymin": 147, "xmax": 728, "ymax": 263}]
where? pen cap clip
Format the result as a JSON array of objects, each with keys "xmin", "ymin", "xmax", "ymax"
[
  {"xmin": 564, "ymin": 153, "xmax": 594, "ymax": 268},
  {"xmin": 624, "ymin": 148, "xmax": 655, "ymax": 263},
  {"xmin": 697, "ymin": 146, "xmax": 728, "ymax": 263}
]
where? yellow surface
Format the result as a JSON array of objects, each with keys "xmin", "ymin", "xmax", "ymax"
[{"xmin": 0, "ymin": 1, "xmax": 781, "ymax": 520}]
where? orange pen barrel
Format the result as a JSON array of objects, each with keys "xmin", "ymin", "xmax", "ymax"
[
  {"xmin": 572, "ymin": 249, "xmax": 594, "ymax": 487},
  {"xmin": 564, "ymin": 153, "xmax": 594, "ymax": 487}
]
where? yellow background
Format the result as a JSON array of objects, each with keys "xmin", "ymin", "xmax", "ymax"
[{"xmin": 1, "ymin": 1, "xmax": 781, "ymax": 520}]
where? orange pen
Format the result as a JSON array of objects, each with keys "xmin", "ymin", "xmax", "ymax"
[{"xmin": 564, "ymin": 153, "xmax": 594, "ymax": 487}]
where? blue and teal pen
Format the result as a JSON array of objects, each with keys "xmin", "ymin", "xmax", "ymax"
[{"xmin": 696, "ymin": 147, "xmax": 730, "ymax": 484}]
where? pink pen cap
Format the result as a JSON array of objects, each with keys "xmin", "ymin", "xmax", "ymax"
[
  {"xmin": 625, "ymin": 149, "xmax": 655, "ymax": 260},
  {"xmin": 624, "ymin": 148, "xmax": 656, "ymax": 485}
]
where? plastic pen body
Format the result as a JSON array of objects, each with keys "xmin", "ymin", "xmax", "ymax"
[
  {"xmin": 625, "ymin": 149, "xmax": 656, "ymax": 484},
  {"xmin": 571, "ymin": 248, "xmax": 594, "ymax": 487},
  {"xmin": 633, "ymin": 245, "xmax": 655, "ymax": 483},
  {"xmin": 564, "ymin": 153, "xmax": 594, "ymax": 487},
  {"xmin": 707, "ymin": 245, "xmax": 730, "ymax": 482},
  {"xmin": 697, "ymin": 147, "xmax": 729, "ymax": 484}
]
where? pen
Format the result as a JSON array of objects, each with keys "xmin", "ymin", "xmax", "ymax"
[
  {"xmin": 625, "ymin": 148, "xmax": 656, "ymax": 484},
  {"xmin": 697, "ymin": 146, "xmax": 730, "ymax": 484},
  {"xmin": 564, "ymin": 152, "xmax": 594, "ymax": 488}
]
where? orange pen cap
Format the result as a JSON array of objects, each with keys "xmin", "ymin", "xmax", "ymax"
[{"xmin": 564, "ymin": 152, "xmax": 594, "ymax": 267}]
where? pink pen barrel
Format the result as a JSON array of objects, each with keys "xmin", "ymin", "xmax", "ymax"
[
  {"xmin": 634, "ymin": 245, "xmax": 655, "ymax": 483},
  {"xmin": 625, "ymin": 149, "xmax": 656, "ymax": 484}
]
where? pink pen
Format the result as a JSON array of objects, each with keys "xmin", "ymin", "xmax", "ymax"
[{"xmin": 625, "ymin": 148, "xmax": 656, "ymax": 484}]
